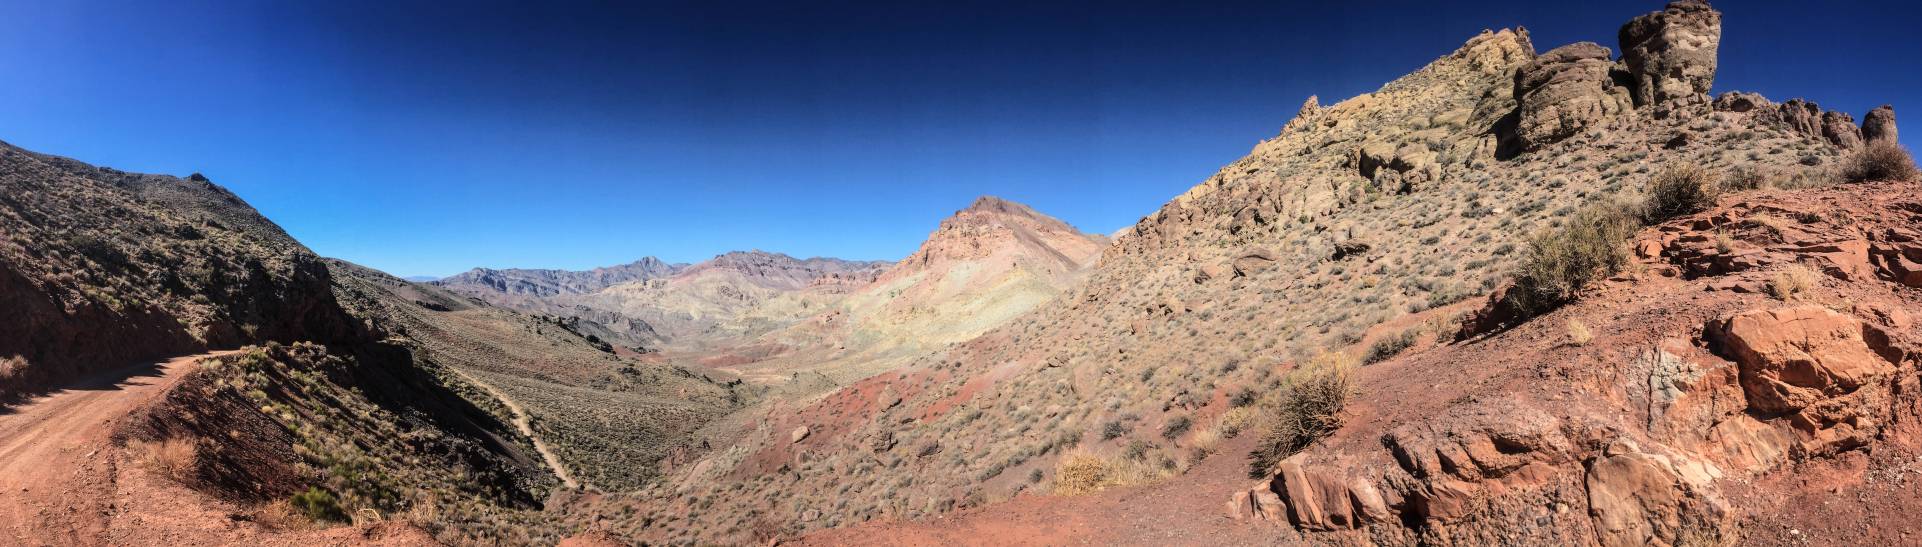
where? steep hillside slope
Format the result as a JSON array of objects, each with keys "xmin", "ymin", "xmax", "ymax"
[
  {"xmin": 331, "ymin": 260, "xmax": 752, "ymax": 492},
  {"xmin": 0, "ymin": 141, "xmax": 576, "ymax": 544},
  {"xmin": 580, "ymin": 2, "xmax": 1903, "ymax": 543},
  {"xmin": 0, "ymin": 141, "xmax": 359, "ymax": 402}
]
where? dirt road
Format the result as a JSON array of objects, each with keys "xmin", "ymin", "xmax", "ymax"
[
  {"xmin": 451, "ymin": 369, "xmax": 580, "ymax": 489},
  {"xmin": 0, "ymin": 352, "xmax": 234, "ymax": 545}
]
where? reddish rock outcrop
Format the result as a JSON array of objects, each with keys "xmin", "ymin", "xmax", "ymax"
[{"xmin": 1709, "ymin": 306, "xmax": 1898, "ymax": 415}]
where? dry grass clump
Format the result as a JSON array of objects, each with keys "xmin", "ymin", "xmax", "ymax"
[
  {"xmin": 1248, "ymin": 352, "xmax": 1356, "ymax": 478},
  {"xmin": 130, "ymin": 437, "xmax": 198, "ymax": 483},
  {"xmin": 1643, "ymin": 164, "xmax": 1721, "ymax": 223},
  {"xmin": 1361, "ymin": 328, "xmax": 1417, "ymax": 365},
  {"xmin": 1050, "ymin": 449, "xmax": 1171, "ymax": 496},
  {"xmin": 1566, "ymin": 319, "xmax": 1593, "ymax": 346},
  {"xmin": 1841, "ymin": 141, "xmax": 1920, "ymax": 183},
  {"xmin": 1767, "ymin": 264, "xmax": 1820, "ymax": 301}
]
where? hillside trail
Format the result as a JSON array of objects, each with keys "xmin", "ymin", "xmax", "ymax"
[
  {"xmin": 0, "ymin": 351, "xmax": 238, "ymax": 545},
  {"xmin": 449, "ymin": 369, "xmax": 580, "ymax": 489}
]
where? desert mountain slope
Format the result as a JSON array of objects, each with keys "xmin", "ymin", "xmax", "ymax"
[
  {"xmin": 728, "ymin": 196, "xmax": 1111, "ymax": 383},
  {"xmin": 551, "ymin": 251, "xmax": 890, "ymax": 351},
  {"xmin": 0, "ymin": 141, "xmax": 587, "ymax": 544},
  {"xmin": 330, "ymin": 259, "xmax": 751, "ymax": 491},
  {"xmin": 437, "ymin": 257, "xmax": 684, "ymax": 298},
  {"xmin": 0, "ymin": 140, "xmax": 361, "ymax": 403},
  {"xmin": 589, "ymin": 1, "xmax": 1907, "ymax": 543},
  {"xmin": 439, "ymin": 250, "xmax": 891, "ymax": 352}
]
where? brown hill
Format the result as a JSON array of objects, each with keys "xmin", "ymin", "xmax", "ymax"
[{"xmin": 721, "ymin": 195, "xmax": 1110, "ymax": 383}]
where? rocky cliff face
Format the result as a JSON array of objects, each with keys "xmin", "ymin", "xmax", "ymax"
[{"xmin": 0, "ymin": 140, "xmax": 361, "ymax": 402}]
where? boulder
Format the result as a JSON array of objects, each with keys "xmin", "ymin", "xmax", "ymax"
[
  {"xmin": 1454, "ymin": 28, "xmax": 1536, "ymax": 75},
  {"xmin": 1863, "ymin": 105, "xmax": 1898, "ymax": 145},
  {"xmin": 1776, "ymin": 99, "xmax": 1825, "ymax": 137},
  {"xmin": 1231, "ymin": 248, "xmax": 1279, "ymax": 277},
  {"xmin": 1618, "ymin": 0, "xmax": 1722, "ymax": 108},
  {"xmin": 1822, "ymin": 111, "xmax": 1864, "ymax": 150},
  {"xmin": 1709, "ymin": 306, "xmax": 1898, "ymax": 414},
  {"xmin": 1711, "ymin": 91, "xmax": 1769, "ymax": 113},
  {"xmin": 1585, "ymin": 439, "xmax": 1691, "ymax": 547},
  {"xmin": 1513, "ymin": 42, "xmax": 1632, "ymax": 150},
  {"xmin": 789, "ymin": 425, "xmax": 812, "ymax": 443}
]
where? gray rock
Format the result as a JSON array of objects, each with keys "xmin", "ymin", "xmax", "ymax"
[
  {"xmin": 1512, "ymin": 42, "xmax": 1632, "ymax": 150},
  {"xmin": 1619, "ymin": 0, "xmax": 1722, "ymax": 108},
  {"xmin": 1822, "ymin": 111, "xmax": 1863, "ymax": 150},
  {"xmin": 1864, "ymin": 105, "xmax": 1898, "ymax": 145}
]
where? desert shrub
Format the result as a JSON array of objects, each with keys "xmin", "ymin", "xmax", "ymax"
[
  {"xmin": 1100, "ymin": 420, "xmax": 1127, "ymax": 441},
  {"xmin": 1229, "ymin": 387, "xmax": 1258, "ymax": 408},
  {"xmin": 1051, "ymin": 451, "xmax": 1110, "ymax": 496},
  {"xmin": 1722, "ymin": 165, "xmax": 1768, "ymax": 191},
  {"xmin": 1643, "ymin": 164, "xmax": 1721, "ymax": 223},
  {"xmin": 291, "ymin": 487, "xmax": 347, "ymax": 522},
  {"xmin": 1248, "ymin": 352, "xmax": 1355, "ymax": 478},
  {"xmin": 1505, "ymin": 202, "xmax": 1640, "ymax": 318},
  {"xmin": 1841, "ymin": 141, "xmax": 1920, "ymax": 183},
  {"xmin": 1361, "ymin": 328, "xmax": 1417, "ymax": 365},
  {"xmin": 0, "ymin": 355, "xmax": 24, "ymax": 381},
  {"xmin": 1767, "ymin": 263, "xmax": 1820, "ymax": 301},
  {"xmin": 131, "ymin": 437, "xmax": 198, "ymax": 483},
  {"xmin": 1215, "ymin": 407, "xmax": 1257, "ymax": 439},
  {"xmin": 1160, "ymin": 415, "xmax": 1192, "ymax": 440}
]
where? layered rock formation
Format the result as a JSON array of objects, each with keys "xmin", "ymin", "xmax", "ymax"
[
  {"xmin": 1229, "ymin": 181, "xmax": 1922, "ymax": 546},
  {"xmin": 1508, "ymin": 1, "xmax": 1719, "ymax": 151},
  {"xmin": 1618, "ymin": 0, "xmax": 1722, "ymax": 108},
  {"xmin": 1512, "ymin": 42, "xmax": 1632, "ymax": 150}
]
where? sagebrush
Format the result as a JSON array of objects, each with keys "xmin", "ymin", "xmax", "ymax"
[{"xmin": 1248, "ymin": 352, "xmax": 1355, "ymax": 478}]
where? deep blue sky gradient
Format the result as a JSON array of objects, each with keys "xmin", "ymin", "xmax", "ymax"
[{"xmin": 2, "ymin": 0, "xmax": 1916, "ymax": 277}]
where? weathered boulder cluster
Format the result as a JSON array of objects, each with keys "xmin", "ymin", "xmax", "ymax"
[
  {"xmin": 1512, "ymin": 0, "xmax": 1898, "ymax": 153},
  {"xmin": 1714, "ymin": 94, "xmax": 1900, "ymax": 150},
  {"xmin": 1510, "ymin": 0, "xmax": 1721, "ymax": 151}
]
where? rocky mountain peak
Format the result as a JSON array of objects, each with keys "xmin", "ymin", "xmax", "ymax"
[{"xmin": 894, "ymin": 196, "xmax": 1104, "ymax": 276}]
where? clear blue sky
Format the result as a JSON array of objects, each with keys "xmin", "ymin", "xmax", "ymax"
[{"xmin": 2, "ymin": 1, "xmax": 1916, "ymax": 277}]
